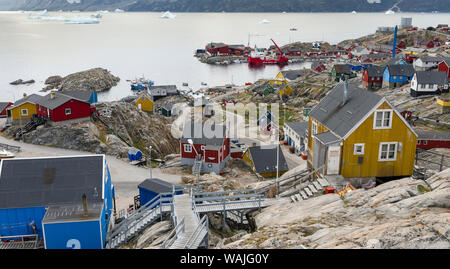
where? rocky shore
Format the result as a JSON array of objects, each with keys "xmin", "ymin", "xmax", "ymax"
[{"xmin": 42, "ymin": 67, "xmax": 120, "ymax": 92}]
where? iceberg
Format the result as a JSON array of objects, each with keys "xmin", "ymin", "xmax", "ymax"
[
  {"xmin": 161, "ymin": 11, "xmax": 176, "ymax": 19},
  {"xmin": 260, "ymin": 19, "xmax": 271, "ymax": 24},
  {"xmin": 91, "ymin": 12, "xmax": 102, "ymax": 18},
  {"xmin": 64, "ymin": 16, "xmax": 100, "ymax": 24},
  {"xmin": 28, "ymin": 10, "xmax": 48, "ymax": 19},
  {"xmin": 351, "ymin": 11, "xmax": 357, "ymax": 14},
  {"xmin": 385, "ymin": 10, "xmax": 395, "ymax": 15},
  {"xmin": 115, "ymin": 9, "xmax": 124, "ymax": 13}
]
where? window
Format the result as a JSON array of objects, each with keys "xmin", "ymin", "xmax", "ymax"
[
  {"xmin": 423, "ymin": 140, "xmax": 428, "ymax": 145},
  {"xmin": 379, "ymin": 142, "xmax": 397, "ymax": 161},
  {"xmin": 420, "ymin": 84, "xmax": 426, "ymax": 89},
  {"xmin": 21, "ymin": 109, "xmax": 28, "ymax": 116},
  {"xmin": 374, "ymin": 109, "xmax": 393, "ymax": 129},
  {"xmin": 65, "ymin": 108, "xmax": 72, "ymax": 115},
  {"xmin": 354, "ymin": 144, "xmax": 365, "ymax": 155},
  {"xmin": 184, "ymin": 144, "xmax": 192, "ymax": 153},
  {"xmin": 417, "ymin": 140, "xmax": 421, "ymax": 145},
  {"xmin": 201, "ymin": 145, "xmax": 205, "ymax": 151},
  {"xmin": 312, "ymin": 122, "xmax": 318, "ymax": 135}
]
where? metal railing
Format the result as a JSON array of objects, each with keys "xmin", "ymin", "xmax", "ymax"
[
  {"xmin": 161, "ymin": 217, "xmax": 185, "ymax": 249},
  {"xmin": 0, "ymin": 142, "xmax": 21, "ymax": 152},
  {"xmin": 415, "ymin": 149, "xmax": 449, "ymax": 172},
  {"xmin": 184, "ymin": 215, "xmax": 209, "ymax": 249},
  {"xmin": 0, "ymin": 234, "xmax": 38, "ymax": 249},
  {"xmin": 107, "ymin": 193, "xmax": 173, "ymax": 244}
]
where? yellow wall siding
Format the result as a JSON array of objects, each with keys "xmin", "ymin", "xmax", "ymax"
[
  {"xmin": 10, "ymin": 102, "xmax": 37, "ymax": 120},
  {"xmin": 307, "ymin": 117, "xmax": 329, "ymax": 153},
  {"xmin": 341, "ymin": 102, "xmax": 417, "ymax": 178},
  {"xmin": 135, "ymin": 96, "xmax": 154, "ymax": 112},
  {"xmin": 242, "ymin": 149, "xmax": 254, "ymax": 169}
]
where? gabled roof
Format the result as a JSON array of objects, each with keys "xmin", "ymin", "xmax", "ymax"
[
  {"xmin": 206, "ymin": 42, "xmax": 228, "ymax": 49},
  {"xmin": 415, "ymin": 71, "xmax": 448, "ymax": 85},
  {"xmin": 309, "ymin": 82, "xmax": 383, "ymax": 138},
  {"xmin": 280, "ymin": 69, "xmax": 304, "ymax": 81},
  {"xmin": 417, "ymin": 56, "xmax": 447, "ymax": 63},
  {"xmin": 333, "ymin": 64, "xmax": 352, "ymax": 74},
  {"xmin": 247, "ymin": 145, "xmax": 289, "ymax": 174},
  {"xmin": 181, "ymin": 121, "xmax": 226, "ymax": 146},
  {"xmin": 315, "ymin": 131, "xmax": 341, "ymax": 145},
  {"xmin": 385, "ymin": 64, "xmax": 415, "ymax": 77},
  {"xmin": 138, "ymin": 178, "xmax": 175, "ymax": 194},
  {"xmin": 0, "ymin": 155, "xmax": 104, "ymax": 209},
  {"xmin": 59, "ymin": 90, "xmax": 93, "ymax": 103},
  {"xmin": 10, "ymin": 94, "xmax": 42, "ymax": 108},
  {"xmin": 0, "ymin": 102, "xmax": 12, "ymax": 112},
  {"xmin": 416, "ymin": 130, "xmax": 450, "ymax": 141},
  {"xmin": 367, "ymin": 65, "xmax": 385, "ymax": 77},
  {"xmin": 285, "ymin": 121, "xmax": 308, "ymax": 137},
  {"xmin": 36, "ymin": 92, "xmax": 89, "ymax": 110}
]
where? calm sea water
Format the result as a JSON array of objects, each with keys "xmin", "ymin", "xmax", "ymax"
[{"xmin": 0, "ymin": 11, "xmax": 449, "ymax": 102}]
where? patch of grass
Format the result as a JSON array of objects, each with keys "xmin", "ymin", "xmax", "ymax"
[{"xmin": 417, "ymin": 185, "xmax": 431, "ymax": 194}]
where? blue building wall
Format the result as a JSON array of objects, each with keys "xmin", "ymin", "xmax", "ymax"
[
  {"xmin": 138, "ymin": 187, "xmax": 182, "ymax": 207},
  {"xmin": 89, "ymin": 92, "xmax": 98, "ymax": 104},
  {"xmin": 0, "ymin": 207, "xmax": 47, "ymax": 238},
  {"xmin": 100, "ymin": 163, "xmax": 114, "ymax": 247},
  {"xmin": 43, "ymin": 220, "xmax": 102, "ymax": 249},
  {"xmin": 383, "ymin": 67, "xmax": 409, "ymax": 83}
]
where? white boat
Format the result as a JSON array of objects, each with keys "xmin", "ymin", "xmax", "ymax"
[{"xmin": 0, "ymin": 150, "xmax": 15, "ymax": 159}]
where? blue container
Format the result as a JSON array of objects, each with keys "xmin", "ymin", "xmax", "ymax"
[{"xmin": 128, "ymin": 147, "xmax": 143, "ymax": 161}]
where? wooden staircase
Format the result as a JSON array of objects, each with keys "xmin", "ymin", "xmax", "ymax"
[{"xmin": 290, "ymin": 177, "xmax": 330, "ymax": 203}]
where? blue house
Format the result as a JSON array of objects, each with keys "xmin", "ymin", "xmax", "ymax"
[
  {"xmin": 138, "ymin": 178, "xmax": 182, "ymax": 207},
  {"xmin": 0, "ymin": 155, "xmax": 114, "ymax": 249},
  {"xmin": 383, "ymin": 64, "xmax": 415, "ymax": 88}
]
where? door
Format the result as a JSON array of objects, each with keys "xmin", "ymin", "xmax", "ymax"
[{"xmin": 326, "ymin": 145, "xmax": 341, "ymax": 175}]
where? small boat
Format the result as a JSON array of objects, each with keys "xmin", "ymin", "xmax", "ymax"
[
  {"xmin": 201, "ymin": 82, "xmax": 207, "ymax": 86},
  {"xmin": 130, "ymin": 76, "xmax": 154, "ymax": 91},
  {"xmin": 182, "ymin": 82, "xmax": 188, "ymax": 86},
  {"xmin": 0, "ymin": 150, "xmax": 15, "ymax": 159},
  {"xmin": 290, "ymin": 28, "xmax": 297, "ymax": 31}
]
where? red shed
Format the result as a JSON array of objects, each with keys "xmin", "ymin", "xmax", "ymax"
[
  {"xmin": 438, "ymin": 59, "xmax": 450, "ymax": 79},
  {"xmin": 206, "ymin": 42, "xmax": 230, "ymax": 55},
  {"xmin": 417, "ymin": 130, "xmax": 450, "ymax": 150},
  {"xmin": 35, "ymin": 92, "xmax": 93, "ymax": 123},
  {"xmin": 0, "ymin": 102, "xmax": 13, "ymax": 118}
]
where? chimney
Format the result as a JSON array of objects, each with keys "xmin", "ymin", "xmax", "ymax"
[
  {"xmin": 50, "ymin": 92, "xmax": 56, "ymax": 99},
  {"xmin": 342, "ymin": 77, "xmax": 349, "ymax": 106},
  {"xmin": 82, "ymin": 194, "xmax": 88, "ymax": 216},
  {"xmin": 23, "ymin": 93, "xmax": 27, "ymax": 98}
]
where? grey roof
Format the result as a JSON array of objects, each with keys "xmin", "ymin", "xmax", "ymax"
[
  {"xmin": 229, "ymin": 44, "xmax": 245, "ymax": 50},
  {"xmin": 280, "ymin": 70, "xmax": 304, "ymax": 81},
  {"xmin": 59, "ymin": 90, "xmax": 93, "ymax": 102},
  {"xmin": 361, "ymin": 53, "xmax": 389, "ymax": 61},
  {"xmin": 11, "ymin": 94, "xmax": 42, "ymax": 108},
  {"xmin": 43, "ymin": 202, "xmax": 103, "ymax": 223},
  {"xmin": 386, "ymin": 64, "xmax": 415, "ymax": 77},
  {"xmin": 181, "ymin": 121, "xmax": 226, "ymax": 146},
  {"xmin": 418, "ymin": 56, "xmax": 448, "ymax": 63},
  {"xmin": 0, "ymin": 102, "xmax": 12, "ymax": 112},
  {"xmin": 138, "ymin": 178, "xmax": 175, "ymax": 194},
  {"xmin": 35, "ymin": 92, "xmax": 81, "ymax": 110},
  {"xmin": 416, "ymin": 130, "xmax": 450, "ymax": 141},
  {"xmin": 285, "ymin": 121, "xmax": 308, "ymax": 137},
  {"xmin": 415, "ymin": 71, "xmax": 448, "ymax": 85},
  {"xmin": 0, "ymin": 156, "xmax": 104, "ymax": 210},
  {"xmin": 333, "ymin": 64, "xmax": 352, "ymax": 74},
  {"xmin": 314, "ymin": 131, "xmax": 341, "ymax": 145},
  {"xmin": 367, "ymin": 65, "xmax": 385, "ymax": 77},
  {"xmin": 309, "ymin": 82, "xmax": 383, "ymax": 138},
  {"xmin": 248, "ymin": 145, "xmax": 289, "ymax": 174},
  {"xmin": 206, "ymin": 42, "xmax": 228, "ymax": 49}
]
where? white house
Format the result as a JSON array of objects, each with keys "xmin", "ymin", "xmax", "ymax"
[
  {"xmin": 284, "ymin": 121, "xmax": 308, "ymax": 153},
  {"xmin": 414, "ymin": 56, "xmax": 445, "ymax": 70},
  {"xmin": 410, "ymin": 71, "xmax": 448, "ymax": 97}
]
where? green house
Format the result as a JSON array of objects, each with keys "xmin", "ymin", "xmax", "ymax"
[{"xmin": 331, "ymin": 64, "xmax": 356, "ymax": 82}]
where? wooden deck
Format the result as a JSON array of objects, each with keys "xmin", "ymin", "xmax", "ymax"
[{"xmin": 169, "ymin": 194, "xmax": 200, "ymax": 249}]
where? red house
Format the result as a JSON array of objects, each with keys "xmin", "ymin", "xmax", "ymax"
[
  {"xmin": 180, "ymin": 122, "xmax": 230, "ymax": 174},
  {"xmin": 206, "ymin": 42, "xmax": 230, "ymax": 55},
  {"xmin": 0, "ymin": 102, "xmax": 13, "ymax": 118},
  {"xmin": 311, "ymin": 61, "xmax": 326, "ymax": 72},
  {"xmin": 362, "ymin": 65, "xmax": 384, "ymax": 90},
  {"xmin": 438, "ymin": 59, "xmax": 450, "ymax": 79},
  {"xmin": 35, "ymin": 92, "xmax": 94, "ymax": 123},
  {"xmin": 417, "ymin": 130, "xmax": 450, "ymax": 150}
]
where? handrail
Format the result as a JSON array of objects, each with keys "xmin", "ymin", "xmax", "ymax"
[
  {"xmin": 184, "ymin": 215, "xmax": 209, "ymax": 249},
  {"xmin": 108, "ymin": 193, "xmax": 173, "ymax": 240},
  {"xmin": 192, "ymin": 188, "xmax": 257, "ymax": 197},
  {"xmin": 193, "ymin": 193, "xmax": 264, "ymax": 203},
  {"xmin": 0, "ymin": 234, "xmax": 38, "ymax": 249},
  {"xmin": 195, "ymin": 198, "xmax": 263, "ymax": 209},
  {"xmin": 162, "ymin": 217, "xmax": 185, "ymax": 249}
]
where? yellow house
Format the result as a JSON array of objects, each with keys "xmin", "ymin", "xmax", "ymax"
[
  {"xmin": 7, "ymin": 93, "xmax": 41, "ymax": 124},
  {"xmin": 437, "ymin": 96, "xmax": 450, "ymax": 114},
  {"xmin": 242, "ymin": 145, "xmax": 289, "ymax": 178},
  {"xmin": 306, "ymin": 81, "xmax": 417, "ymax": 179},
  {"xmin": 135, "ymin": 93, "xmax": 154, "ymax": 112}
]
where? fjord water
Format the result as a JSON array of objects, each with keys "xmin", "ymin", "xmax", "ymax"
[{"xmin": 0, "ymin": 11, "xmax": 449, "ymax": 102}]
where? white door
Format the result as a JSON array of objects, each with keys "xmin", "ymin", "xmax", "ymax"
[{"xmin": 326, "ymin": 145, "xmax": 341, "ymax": 175}]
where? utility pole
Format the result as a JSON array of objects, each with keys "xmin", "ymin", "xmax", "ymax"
[{"xmin": 148, "ymin": 146, "xmax": 153, "ymax": 179}]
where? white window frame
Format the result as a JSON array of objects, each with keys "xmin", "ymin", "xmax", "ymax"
[
  {"xmin": 354, "ymin": 143, "xmax": 365, "ymax": 155},
  {"xmin": 65, "ymin": 108, "xmax": 72, "ymax": 115},
  {"xmin": 378, "ymin": 142, "xmax": 398, "ymax": 162},
  {"xmin": 423, "ymin": 140, "xmax": 427, "ymax": 145},
  {"xmin": 373, "ymin": 109, "xmax": 393, "ymax": 129},
  {"xmin": 312, "ymin": 121, "xmax": 318, "ymax": 135},
  {"xmin": 184, "ymin": 144, "xmax": 192, "ymax": 153},
  {"xmin": 21, "ymin": 109, "xmax": 28, "ymax": 116},
  {"xmin": 201, "ymin": 145, "xmax": 205, "ymax": 151}
]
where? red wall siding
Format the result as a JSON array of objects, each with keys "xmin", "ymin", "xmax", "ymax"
[
  {"xmin": 0, "ymin": 103, "xmax": 13, "ymax": 116},
  {"xmin": 438, "ymin": 62, "xmax": 450, "ymax": 79},
  {"xmin": 51, "ymin": 99, "xmax": 91, "ymax": 122},
  {"xmin": 417, "ymin": 140, "xmax": 450, "ymax": 150}
]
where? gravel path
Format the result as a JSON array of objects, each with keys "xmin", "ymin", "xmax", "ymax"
[{"xmin": 0, "ymin": 130, "xmax": 181, "ymax": 211}]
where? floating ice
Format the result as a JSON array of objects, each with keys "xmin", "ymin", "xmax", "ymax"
[
  {"xmin": 351, "ymin": 11, "xmax": 357, "ymax": 14},
  {"xmin": 385, "ymin": 10, "xmax": 395, "ymax": 15},
  {"xmin": 64, "ymin": 16, "xmax": 100, "ymax": 24},
  {"xmin": 115, "ymin": 9, "xmax": 124, "ymax": 13},
  {"xmin": 260, "ymin": 19, "xmax": 271, "ymax": 24},
  {"xmin": 161, "ymin": 11, "xmax": 176, "ymax": 19},
  {"xmin": 91, "ymin": 12, "xmax": 102, "ymax": 18},
  {"xmin": 28, "ymin": 10, "xmax": 48, "ymax": 19}
]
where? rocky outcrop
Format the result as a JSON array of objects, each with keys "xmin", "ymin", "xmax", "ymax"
[
  {"xmin": 43, "ymin": 68, "xmax": 120, "ymax": 92},
  {"xmin": 10, "ymin": 79, "xmax": 35, "ymax": 85},
  {"xmin": 220, "ymin": 169, "xmax": 450, "ymax": 249}
]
